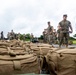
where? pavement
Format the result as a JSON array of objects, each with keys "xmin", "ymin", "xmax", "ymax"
[{"xmin": 53, "ymin": 44, "xmax": 76, "ymax": 48}]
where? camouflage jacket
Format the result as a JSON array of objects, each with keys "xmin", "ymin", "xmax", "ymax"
[
  {"xmin": 47, "ymin": 26, "xmax": 53, "ymax": 35},
  {"xmin": 59, "ymin": 20, "xmax": 71, "ymax": 33}
]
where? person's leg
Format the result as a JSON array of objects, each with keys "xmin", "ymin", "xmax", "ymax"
[
  {"xmin": 47, "ymin": 35, "xmax": 50, "ymax": 44},
  {"xmin": 59, "ymin": 33, "xmax": 64, "ymax": 48},
  {"xmin": 50, "ymin": 35, "xmax": 53, "ymax": 45},
  {"xmin": 64, "ymin": 33, "xmax": 69, "ymax": 48},
  {"xmin": 48, "ymin": 35, "xmax": 51, "ymax": 44}
]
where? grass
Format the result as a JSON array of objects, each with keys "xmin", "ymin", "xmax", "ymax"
[
  {"xmin": 25, "ymin": 39, "xmax": 30, "ymax": 41},
  {"xmin": 73, "ymin": 40, "xmax": 76, "ymax": 44},
  {"xmin": 69, "ymin": 39, "xmax": 76, "ymax": 44}
]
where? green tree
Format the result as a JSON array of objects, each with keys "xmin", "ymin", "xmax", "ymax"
[
  {"xmin": 20, "ymin": 34, "xmax": 24, "ymax": 40},
  {"xmin": 25, "ymin": 34, "xmax": 31, "ymax": 39},
  {"xmin": 73, "ymin": 34, "xmax": 76, "ymax": 37},
  {"xmin": 38, "ymin": 35, "xmax": 43, "ymax": 40},
  {"xmin": 69, "ymin": 37, "xmax": 75, "ymax": 40}
]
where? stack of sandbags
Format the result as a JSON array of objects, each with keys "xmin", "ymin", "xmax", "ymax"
[
  {"xmin": 46, "ymin": 47, "xmax": 76, "ymax": 75},
  {"xmin": 20, "ymin": 43, "xmax": 52, "ymax": 56},
  {"xmin": 30, "ymin": 47, "xmax": 56, "ymax": 56},
  {"xmin": 0, "ymin": 41, "xmax": 10, "ymax": 47},
  {"xmin": 0, "ymin": 46, "xmax": 39, "ymax": 75},
  {"xmin": 9, "ymin": 40, "xmax": 23, "ymax": 47},
  {"xmin": 0, "ymin": 40, "xmax": 23, "ymax": 47},
  {"xmin": 29, "ymin": 43, "xmax": 57, "ymax": 56},
  {"xmin": 27, "ymin": 43, "xmax": 59, "ymax": 72}
]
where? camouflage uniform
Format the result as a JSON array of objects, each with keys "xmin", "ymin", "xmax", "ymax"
[
  {"xmin": 1, "ymin": 31, "xmax": 4, "ymax": 40},
  {"xmin": 52, "ymin": 29, "xmax": 57, "ymax": 44},
  {"xmin": 57, "ymin": 29, "xmax": 61, "ymax": 43},
  {"xmin": 59, "ymin": 20, "xmax": 72, "ymax": 47},
  {"xmin": 7, "ymin": 32, "xmax": 10, "ymax": 40},
  {"xmin": 10, "ymin": 30, "xmax": 15, "ymax": 40},
  {"xmin": 43, "ymin": 29, "xmax": 47, "ymax": 43},
  {"xmin": 47, "ymin": 26, "xmax": 53, "ymax": 44}
]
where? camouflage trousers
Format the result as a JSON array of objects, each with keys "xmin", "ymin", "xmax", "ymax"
[
  {"xmin": 47, "ymin": 35, "xmax": 53, "ymax": 44},
  {"xmin": 43, "ymin": 35, "xmax": 47, "ymax": 43},
  {"xmin": 59, "ymin": 32, "xmax": 69, "ymax": 47}
]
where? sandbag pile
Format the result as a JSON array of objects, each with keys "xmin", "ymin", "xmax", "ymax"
[
  {"xmin": 46, "ymin": 47, "xmax": 76, "ymax": 75},
  {"xmin": 0, "ymin": 40, "xmax": 40, "ymax": 75},
  {"xmin": 28, "ymin": 43, "xmax": 56, "ymax": 56},
  {"xmin": 26, "ymin": 43, "xmax": 59, "ymax": 72},
  {"xmin": 0, "ymin": 40, "xmax": 62, "ymax": 75}
]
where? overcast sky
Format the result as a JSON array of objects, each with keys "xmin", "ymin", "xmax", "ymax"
[{"xmin": 0, "ymin": 0, "xmax": 76, "ymax": 37}]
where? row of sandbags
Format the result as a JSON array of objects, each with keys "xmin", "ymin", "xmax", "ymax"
[
  {"xmin": 1, "ymin": 40, "xmax": 68, "ymax": 75},
  {"xmin": 24, "ymin": 42, "xmax": 59, "ymax": 74},
  {"xmin": 0, "ymin": 40, "xmax": 58, "ymax": 75},
  {"xmin": 24, "ymin": 42, "xmax": 76, "ymax": 75}
]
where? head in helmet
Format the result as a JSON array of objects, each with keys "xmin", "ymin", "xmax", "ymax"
[
  {"xmin": 63, "ymin": 14, "xmax": 67, "ymax": 21},
  {"xmin": 47, "ymin": 21, "xmax": 51, "ymax": 27}
]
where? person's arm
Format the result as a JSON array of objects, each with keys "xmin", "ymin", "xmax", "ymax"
[
  {"xmin": 69, "ymin": 22, "xmax": 73, "ymax": 33},
  {"xmin": 58, "ymin": 22, "xmax": 62, "ymax": 30},
  {"xmin": 70, "ymin": 25, "xmax": 73, "ymax": 33}
]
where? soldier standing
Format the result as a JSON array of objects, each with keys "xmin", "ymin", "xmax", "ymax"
[
  {"xmin": 43, "ymin": 29, "xmax": 47, "ymax": 43},
  {"xmin": 47, "ymin": 21, "xmax": 53, "ymax": 44},
  {"xmin": 58, "ymin": 14, "xmax": 73, "ymax": 48},
  {"xmin": 10, "ymin": 30, "xmax": 15, "ymax": 40},
  {"xmin": 1, "ymin": 31, "xmax": 4, "ymax": 40},
  {"xmin": 7, "ymin": 32, "xmax": 10, "ymax": 40},
  {"xmin": 57, "ymin": 25, "xmax": 61, "ymax": 44}
]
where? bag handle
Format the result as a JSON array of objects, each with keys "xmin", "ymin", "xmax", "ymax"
[
  {"xmin": 7, "ymin": 47, "xmax": 16, "ymax": 57},
  {"xmin": 13, "ymin": 61, "xmax": 21, "ymax": 70}
]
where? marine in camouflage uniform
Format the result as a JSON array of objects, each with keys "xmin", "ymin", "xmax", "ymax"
[
  {"xmin": 47, "ymin": 22, "xmax": 53, "ymax": 44},
  {"xmin": 57, "ymin": 25, "xmax": 61, "ymax": 44},
  {"xmin": 10, "ymin": 30, "xmax": 15, "ymax": 40},
  {"xmin": 43, "ymin": 29, "xmax": 48, "ymax": 43},
  {"xmin": 7, "ymin": 32, "xmax": 10, "ymax": 40},
  {"xmin": 1, "ymin": 31, "xmax": 4, "ymax": 40},
  {"xmin": 58, "ymin": 14, "xmax": 73, "ymax": 48}
]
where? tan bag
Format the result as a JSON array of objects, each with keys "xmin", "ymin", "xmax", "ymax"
[
  {"xmin": 46, "ymin": 48, "xmax": 76, "ymax": 75},
  {"xmin": 30, "ymin": 47, "xmax": 51, "ymax": 56},
  {"xmin": 0, "ymin": 42, "xmax": 9, "ymax": 47},
  {"xmin": 29, "ymin": 43, "xmax": 52, "ymax": 48},
  {"xmin": 0, "ymin": 40, "xmax": 22, "ymax": 47},
  {"xmin": 31, "ymin": 46, "xmax": 58, "ymax": 56},
  {"xmin": 0, "ymin": 53, "xmax": 39, "ymax": 75},
  {"xmin": 0, "ymin": 46, "xmax": 27, "ymax": 55}
]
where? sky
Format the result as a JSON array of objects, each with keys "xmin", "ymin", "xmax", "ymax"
[{"xmin": 0, "ymin": 0, "xmax": 76, "ymax": 37}]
